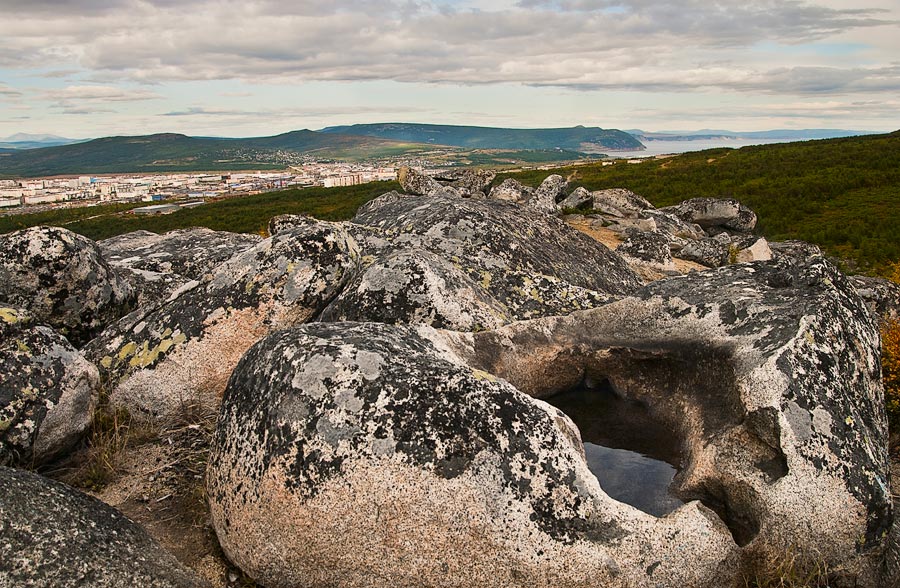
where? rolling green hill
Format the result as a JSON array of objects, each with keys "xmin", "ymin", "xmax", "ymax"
[
  {"xmin": 320, "ymin": 123, "xmax": 643, "ymax": 151},
  {"xmin": 503, "ymin": 131, "xmax": 900, "ymax": 275},
  {"xmin": 0, "ymin": 131, "xmax": 433, "ymax": 177}
]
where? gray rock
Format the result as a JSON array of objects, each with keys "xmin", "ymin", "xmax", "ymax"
[
  {"xmin": 84, "ymin": 220, "xmax": 361, "ymax": 421},
  {"xmin": 643, "ymin": 209, "xmax": 706, "ymax": 242},
  {"xmin": 436, "ymin": 255, "xmax": 894, "ymax": 584},
  {"xmin": 488, "ymin": 178, "xmax": 533, "ymax": 203},
  {"xmin": 602, "ymin": 214, "xmax": 658, "ymax": 235},
  {"xmin": 397, "ymin": 166, "xmax": 443, "ymax": 196},
  {"xmin": 207, "ymin": 322, "xmax": 737, "ymax": 588},
  {"xmin": 850, "ymin": 275, "xmax": 900, "ymax": 322},
  {"xmin": 617, "ymin": 230, "xmax": 675, "ymax": 272},
  {"xmin": 434, "ymin": 169, "xmax": 496, "ymax": 196},
  {"xmin": 591, "ymin": 188, "xmax": 654, "ymax": 217},
  {"xmin": 0, "ymin": 226, "xmax": 136, "ymax": 347},
  {"xmin": 0, "ymin": 466, "xmax": 204, "ymax": 587},
  {"xmin": 660, "ymin": 197, "xmax": 758, "ymax": 233},
  {"xmin": 557, "ymin": 186, "xmax": 593, "ymax": 211},
  {"xmin": 320, "ymin": 248, "xmax": 509, "ymax": 331},
  {"xmin": 0, "ymin": 307, "xmax": 99, "ymax": 467},
  {"xmin": 529, "ymin": 174, "xmax": 567, "ymax": 213},
  {"xmin": 678, "ymin": 238, "xmax": 732, "ymax": 268},
  {"xmin": 100, "ymin": 227, "xmax": 261, "ymax": 281},
  {"xmin": 769, "ymin": 239, "xmax": 825, "ymax": 261},
  {"xmin": 350, "ymin": 192, "xmax": 641, "ymax": 321},
  {"xmin": 267, "ymin": 214, "xmax": 320, "ymax": 236}
]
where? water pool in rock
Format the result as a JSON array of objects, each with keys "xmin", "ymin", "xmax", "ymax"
[{"xmin": 545, "ymin": 381, "xmax": 685, "ymax": 517}]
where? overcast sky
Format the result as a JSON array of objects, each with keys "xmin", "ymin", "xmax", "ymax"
[{"xmin": 1, "ymin": 0, "xmax": 898, "ymax": 138}]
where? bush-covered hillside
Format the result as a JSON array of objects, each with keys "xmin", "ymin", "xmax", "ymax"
[{"xmin": 503, "ymin": 131, "xmax": 900, "ymax": 276}]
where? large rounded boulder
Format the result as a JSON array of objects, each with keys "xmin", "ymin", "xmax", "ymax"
[
  {"xmin": 84, "ymin": 220, "xmax": 361, "ymax": 421},
  {"xmin": 1, "ymin": 307, "xmax": 99, "ymax": 467},
  {"xmin": 435, "ymin": 255, "xmax": 896, "ymax": 584},
  {"xmin": 350, "ymin": 192, "xmax": 641, "ymax": 322},
  {"xmin": 207, "ymin": 322, "xmax": 737, "ymax": 588},
  {"xmin": 0, "ymin": 466, "xmax": 204, "ymax": 587},
  {"xmin": 0, "ymin": 226, "xmax": 135, "ymax": 346}
]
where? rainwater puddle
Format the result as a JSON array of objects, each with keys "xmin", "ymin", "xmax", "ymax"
[{"xmin": 546, "ymin": 381, "xmax": 685, "ymax": 517}]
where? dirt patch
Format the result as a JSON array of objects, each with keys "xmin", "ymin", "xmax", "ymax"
[
  {"xmin": 565, "ymin": 217, "xmax": 623, "ymax": 250},
  {"xmin": 45, "ymin": 403, "xmax": 256, "ymax": 588}
]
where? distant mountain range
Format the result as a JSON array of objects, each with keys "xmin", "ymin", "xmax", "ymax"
[
  {"xmin": 0, "ymin": 125, "xmax": 643, "ymax": 177},
  {"xmin": 626, "ymin": 129, "xmax": 883, "ymax": 142},
  {"xmin": 320, "ymin": 123, "xmax": 642, "ymax": 152},
  {"xmin": 0, "ymin": 133, "xmax": 83, "ymax": 150}
]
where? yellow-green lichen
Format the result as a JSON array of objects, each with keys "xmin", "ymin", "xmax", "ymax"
[
  {"xmin": 100, "ymin": 356, "xmax": 113, "ymax": 369},
  {"xmin": 117, "ymin": 341, "xmax": 138, "ymax": 360},
  {"xmin": 15, "ymin": 340, "xmax": 31, "ymax": 355},
  {"xmin": 471, "ymin": 369, "xmax": 498, "ymax": 382},
  {"xmin": 0, "ymin": 308, "xmax": 21, "ymax": 324}
]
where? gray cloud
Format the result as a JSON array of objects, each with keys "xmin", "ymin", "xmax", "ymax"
[{"xmin": 0, "ymin": 0, "xmax": 897, "ymax": 96}]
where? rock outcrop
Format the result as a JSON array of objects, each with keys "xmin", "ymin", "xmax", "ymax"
[
  {"xmin": 0, "ymin": 466, "xmax": 204, "ymax": 587},
  {"xmin": 0, "ymin": 226, "xmax": 135, "ymax": 346},
  {"xmin": 0, "ymin": 307, "xmax": 99, "ymax": 467},
  {"xmin": 660, "ymin": 197, "xmax": 758, "ymax": 233},
  {"xmin": 208, "ymin": 322, "xmax": 738, "ymax": 588},
  {"xmin": 85, "ymin": 220, "xmax": 361, "ymax": 421},
  {"xmin": 433, "ymin": 255, "xmax": 893, "ymax": 585}
]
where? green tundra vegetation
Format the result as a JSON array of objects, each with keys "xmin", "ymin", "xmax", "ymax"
[
  {"xmin": 0, "ymin": 181, "xmax": 400, "ymax": 241},
  {"xmin": 501, "ymin": 130, "xmax": 900, "ymax": 276}
]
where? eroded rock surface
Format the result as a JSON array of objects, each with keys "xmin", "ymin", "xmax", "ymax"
[
  {"xmin": 208, "ymin": 322, "xmax": 737, "ymax": 588},
  {"xmin": 349, "ymin": 192, "xmax": 641, "ymax": 321},
  {"xmin": 0, "ymin": 466, "xmax": 205, "ymax": 588},
  {"xmin": 0, "ymin": 226, "xmax": 135, "ymax": 346},
  {"xmin": 84, "ymin": 220, "xmax": 361, "ymax": 421},
  {"xmin": 660, "ymin": 197, "xmax": 758, "ymax": 233},
  {"xmin": 0, "ymin": 307, "xmax": 99, "ymax": 467},
  {"xmin": 100, "ymin": 228, "xmax": 261, "ymax": 280},
  {"xmin": 433, "ymin": 255, "xmax": 894, "ymax": 585}
]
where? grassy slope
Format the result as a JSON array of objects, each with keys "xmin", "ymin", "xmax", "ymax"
[
  {"xmin": 503, "ymin": 131, "xmax": 900, "ymax": 275},
  {"xmin": 0, "ymin": 182, "xmax": 400, "ymax": 241}
]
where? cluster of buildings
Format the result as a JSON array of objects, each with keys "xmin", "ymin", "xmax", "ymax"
[{"xmin": 0, "ymin": 163, "xmax": 399, "ymax": 211}]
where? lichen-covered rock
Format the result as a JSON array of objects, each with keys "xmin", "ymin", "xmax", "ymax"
[
  {"xmin": 0, "ymin": 466, "xmax": 204, "ymax": 588},
  {"xmin": 100, "ymin": 227, "xmax": 261, "ymax": 281},
  {"xmin": 436, "ymin": 255, "xmax": 894, "ymax": 584},
  {"xmin": 433, "ymin": 169, "xmax": 496, "ymax": 196},
  {"xmin": 591, "ymin": 188, "xmax": 654, "ymax": 217},
  {"xmin": 320, "ymin": 249, "xmax": 509, "ymax": 331},
  {"xmin": 207, "ymin": 322, "xmax": 737, "ymax": 588},
  {"xmin": 558, "ymin": 186, "xmax": 593, "ymax": 211},
  {"xmin": 769, "ymin": 239, "xmax": 824, "ymax": 261},
  {"xmin": 850, "ymin": 275, "xmax": 900, "ymax": 322},
  {"xmin": 350, "ymin": 192, "xmax": 641, "ymax": 321},
  {"xmin": 488, "ymin": 178, "xmax": 533, "ymax": 203},
  {"xmin": 617, "ymin": 230, "xmax": 675, "ymax": 273},
  {"xmin": 0, "ymin": 226, "xmax": 135, "ymax": 346},
  {"xmin": 84, "ymin": 220, "xmax": 361, "ymax": 421},
  {"xmin": 0, "ymin": 308, "xmax": 99, "ymax": 467},
  {"xmin": 643, "ymin": 209, "xmax": 706, "ymax": 242},
  {"xmin": 397, "ymin": 166, "xmax": 443, "ymax": 196},
  {"xmin": 529, "ymin": 174, "xmax": 567, "ymax": 213},
  {"xmin": 678, "ymin": 238, "xmax": 731, "ymax": 268},
  {"xmin": 660, "ymin": 197, "xmax": 758, "ymax": 233}
]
